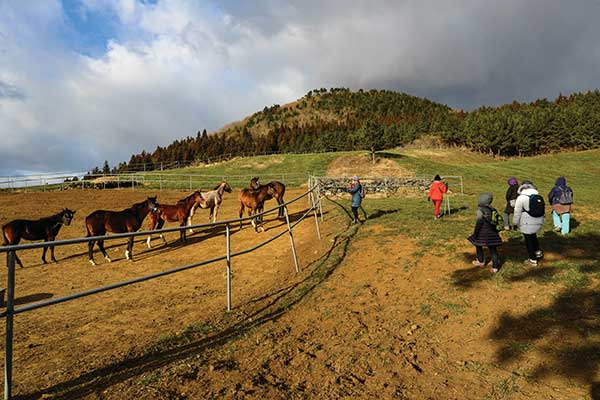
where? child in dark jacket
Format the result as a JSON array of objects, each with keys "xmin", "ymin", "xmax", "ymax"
[
  {"xmin": 468, "ymin": 193, "xmax": 503, "ymax": 273},
  {"xmin": 504, "ymin": 177, "xmax": 519, "ymax": 230}
]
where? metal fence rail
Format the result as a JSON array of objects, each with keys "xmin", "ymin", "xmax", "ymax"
[{"xmin": 0, "ymin": 186, "xmax": 323, "ymax": 400}]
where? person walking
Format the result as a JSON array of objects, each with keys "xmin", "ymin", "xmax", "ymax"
[
  {"xmin": 504, "ymin": 177, "xmax": 519, "ymax": 230},
  {"xmin": 468, "ymin": 193, "xmax": 503, "ymax": 273},
  {"xmin": 428, "ymin": 174, "xmax": 447, "ymax": 219},
  {"xmin": 548, "ymin": 176, "xmax": 573, "ymax": 234},
  {"xmin": 513, "ymin": 180, "xmax": 545, "ymax": 266},
  {"xmin": 347, "ymin": 176, "xmax": 364, "ymax": 224}
]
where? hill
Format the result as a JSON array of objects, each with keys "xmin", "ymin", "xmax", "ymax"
[{"xmin": 107, "ymin": 88, "xmax": 600, "ymax": 175}]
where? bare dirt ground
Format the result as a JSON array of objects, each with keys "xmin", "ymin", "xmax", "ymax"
[{"xmin": 0, "ymin": 189, "xmax": 596, "ymax": 399}]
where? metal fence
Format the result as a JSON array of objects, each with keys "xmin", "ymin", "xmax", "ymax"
[
  {"xmin": 0, "ymin": 172, "xmax": 313, "ymax": 191},
  {"xmin": 0, "ymin": 186, "xmax": 323, "ymax": 400}
]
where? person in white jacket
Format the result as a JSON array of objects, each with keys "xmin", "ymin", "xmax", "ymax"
[{"xmin": 513, "ymin": 180, "xmax": 544, "ymax": 265}]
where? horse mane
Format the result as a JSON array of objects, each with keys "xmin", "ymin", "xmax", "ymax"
[{"xmin": 213, "ymin": 182, "xmax": 223, "ymax": 191}]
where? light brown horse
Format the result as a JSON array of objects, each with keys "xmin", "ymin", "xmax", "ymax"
[
  {"xmin": 146, "ymin": 191, "xmax": 205, "ymax": 248},
  {"xmin": 188, "ymin": 181, "xmax": 232, "ymax": 231},
  {"xmin": 238, "ymin": 184, "xmax": 276, "ymax": 232},
  {"xmin": 250, "ymin": 177, "xmax": 286, "ymax": 218},
  {"xmin": 2, "ymin": 209, "xmax": 76, "ymax": 267},
  {"xmin": 85, "ymin": 197, "xmax": 158, "ymax": 265}
]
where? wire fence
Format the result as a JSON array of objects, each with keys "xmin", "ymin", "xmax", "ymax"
[{"xmin": 0, "ymin": 186, "xmax": 323, "ymax": 400}]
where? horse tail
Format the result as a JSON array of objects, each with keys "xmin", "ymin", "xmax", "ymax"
[{"xmin": 2, "ymin": 224, "xmax": 9, "ymax": 245}]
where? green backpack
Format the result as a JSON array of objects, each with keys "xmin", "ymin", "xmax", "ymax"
[{"xmin": 490, "ymin": 208, "xmax": 504, "ymax": 231}]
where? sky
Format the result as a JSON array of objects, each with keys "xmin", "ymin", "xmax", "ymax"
[{"xmin": 1, "ymin": 0, "xmax": 600, "ymax": 176}]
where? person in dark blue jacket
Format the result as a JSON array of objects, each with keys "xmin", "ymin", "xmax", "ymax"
[
  {"xmin": 548, "ymin": 176, "xmax": 573, "ymax": 234},
  {"xmin": 347, "ymin": 176, "xmax": 363, "ymax": 224}
]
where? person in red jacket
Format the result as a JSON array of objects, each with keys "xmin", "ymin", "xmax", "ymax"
[{"xmin": 428, "ymin": 174, "xmax": 448, "ymax": 219}]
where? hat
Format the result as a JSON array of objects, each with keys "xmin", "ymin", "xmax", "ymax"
[
  {"xmin": 434, "ymin": 174, "xmax": 441, "ymax": 181},
  {"xmin": 351, "ymin": 176, "xmax": 358, "ymax": 181}
]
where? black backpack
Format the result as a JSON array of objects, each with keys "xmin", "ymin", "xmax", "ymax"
[
  {"xmin": 558, "ymin": 187, "xmax": 573, "ymax": 205},
  {"xmin": 526, "ymin": 194, "xmax": 545, "ymax": 217}
]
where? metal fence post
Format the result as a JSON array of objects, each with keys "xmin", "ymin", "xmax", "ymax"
[
  {"xmin": 460, "ymin": 176, "xmax": 464, "ymax": 195},
  {"xmin": 226, "ymin": 224, "xmax": 232, "ymax": 312},
  {"xmin": 5, "ymin": 251, "xmax": 16, "ymax": 400},
  {"xmin": 310, "ymin": 189, "xmax": 321, "ymax": 240},
  {"xmin": 283, "ymin": 206, "xmax": 299, "ymax": 273},
  {"xmin": 189, "ymin": 175, "xmax": 192, "ymax": 191}
]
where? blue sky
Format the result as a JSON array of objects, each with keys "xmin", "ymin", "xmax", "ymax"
[{"xmin": 1, "ymin": 0, "xmax": 600, "ymax": 176}]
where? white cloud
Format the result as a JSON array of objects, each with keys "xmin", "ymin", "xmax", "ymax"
[{"xmin": 1, "ymin": 0, "xmax": 600, "ymax": 175}]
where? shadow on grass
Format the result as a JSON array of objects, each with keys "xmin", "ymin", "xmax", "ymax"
[
  {"xmin": 490, "ymin": 288, "xmax": 600, "ymax": 399},
  {"xmin": 451, "ymin": 232, "xmax": 600, "ymax": 289},
  {"xmin": 15, "ymin": 224, "xmax": 360, "ymax": 400}
]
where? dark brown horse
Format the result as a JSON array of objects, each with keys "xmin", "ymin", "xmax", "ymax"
[
  {"xmin": 2, "ymin": 209, "xmax": 76, "ymax": 267},
  {"xmin": 250, "ymin": 177, "xmax": 286, "ymax": 218},
  {"xmin": 146, "ymin": 191, "xmax": 205, "ymax": 248},
  {"xmin": 85, "ymin": 197, "xmax": 158, "ymax": 265},
  {"xmin": 238, "ymin": 184, "xmax": 276, "ymax": 232}
]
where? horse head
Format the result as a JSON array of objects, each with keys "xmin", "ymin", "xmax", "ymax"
[
  {"xmin": 146, "ymin": 196, "xmax": 159, "ymax": 212},
  {"xmin": 250, "ymin": 177, "xmax": 260, "ymax": 189},
  {"xmin": 61, "ymin": 208, "xmax": 76, "ymax": 226},
  {"xmin": 222, "ymin": 181, "xmax": 232, "ymax": 193}
]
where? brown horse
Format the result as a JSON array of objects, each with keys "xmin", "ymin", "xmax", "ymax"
[
  {"xmin": 238, "ymin": 184, "xmax": 276, "ymax": 232},
  {"xmin": 85, "ymin": 197, "xmax": 158, "ymax": 265},
  {"xmin": 146, "ymin": 191, "xmax": 205, "ymax": 248},
  {"xmin": 2, "ymin": 208, "xmax": 76, "ymax": 268},
  {"xmin": 250, "ymin": 177, "xmax": 286, "ymax": 218}
]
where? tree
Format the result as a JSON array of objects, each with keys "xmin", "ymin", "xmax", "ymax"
[
  {"xmin": 360, "ymin": 119, "xmax": 385, "ymax": 163},
  {"xmin": 102, "ymin": 160, "xmax": 110, "ymax": 175}
]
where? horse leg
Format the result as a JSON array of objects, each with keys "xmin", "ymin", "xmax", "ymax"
[
  {"xmin": 98, "ymin": 240, "xmax": 111, "ymax": 262},
  {"xmin": 42, "ymin": 239, "xmax": 49, "ymax": 264},
  {"xmin": 188, "ymin": 205, "xmax": 196, "ymax": 233},
  {"xmin": 125, "ymin": 236, "xmax": 134, "ymax": 261},
  {"xmin": 180, "ymin": 219, "xmax": 186, "ymax": 243},
  {"xmin": 212, "ymin": 205, "xmax": 219, "ymax": 224},
  {"xmin": 147, "ymin": 214, "xmax": 157, "ymax": 249},
  {"xmin": 88, "ymin": 240, "xmax": 96, "ymax": 266},
  {"xmin": 278, "ymin": 197, "xmax": 284, "ymax": 219},
  {"xmin": 156, "ymin": 219, "xmax": 166, "ymax": 245},
  {"xmin": 14, "ymin": 252, "xmax": 24, "ymax": 269},
  {"xmin": 48, "ymin": 235, "xmax": 57, "ymax": 263}
]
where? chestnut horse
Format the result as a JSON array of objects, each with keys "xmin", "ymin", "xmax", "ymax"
[
  {"xmin": 85, "ymin": 197, "xmax": 158, "ymax": 265},
  {"xmin": 238, "ymin": 184, "xmax": 276, "ymax": 232},
  {"xmin": 2, "ymin": 208, "xmax": 76, "ymax": 268},
  {"xmin": 187, "ymin": 181, "xmax": 232, "ymax": 231},
  {"xmin": 146, "ymin": 191, "xmax": 205, "ymax": 248},
  {"xmin": 250, "ymin": 177, "xmax": 286, "ymax": 218}
]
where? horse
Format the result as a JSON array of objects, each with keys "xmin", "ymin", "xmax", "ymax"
[
  {"xmin": 187, "ymin": 181, "xmax": 232, "ymax": 231},
  {"xmin": 85, "ymin": 197, "xmax": 158, "ymax": 265},
  {"xmin": 146, "ymin": 191, "xmax": 205, "ymax": 248},
  {"xmin": 2, "ymin": 209, "xmax": 76, "ymax": 268},
  {"xmin": 238, "ymin": 184, "xmax": 276, "ymax": 232},
  {"xmin": 250, "ymin": 177, "xmax": 286, "ymax": 218}
]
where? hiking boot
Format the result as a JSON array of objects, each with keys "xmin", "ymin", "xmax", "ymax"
[
  {"xmin": 553, "ymin": 226, "xmax": 561, "ymax": 232},
  {"xmin": 503, "ymin": 226, "xmax": 510, "ymax": 231},
  {"xmin": 535, "ymin": 250, "xmax": 543, "ymax": 259},
  {"xmin": 524, "ymin": 259, "xmax": 538, "ymax": 266},
  {"xmin": 492, "ymin": 268, "xmax": 499, "ymax": 273},
  {"xmin": 472, "ymin": 260, "xmax": 485, "ymax": 267}
]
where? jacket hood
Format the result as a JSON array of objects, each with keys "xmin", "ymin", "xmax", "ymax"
[
  {"xmin": 434, "ymin": 174, "xmax": 441, "ymax": 181},
  {"xmin": 507, "ymin": 177, "xmax": 518, "ymax": 186},
  {"xmin": 555, "ymin": 176, "xmax": 566, "ymax": 187},
  {"xmin": 478, "ymin": 192, "xmax": 493, "ymax": 207},
  {"xmin": 518, "ymin": 186, "xmax": 538, "ymax": 196},
  {"xmin": 518, "ymin": 182, "xmax": 537, "ymax": 194}
]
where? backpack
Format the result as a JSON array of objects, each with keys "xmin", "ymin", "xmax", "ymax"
[
  {"xmin": 490, "ymin": 208, "xmax": 504, "ymax": 231},
  {"xmin": 359, "ymin": 184, "xmax": 366, "ymax": 199},
  {"xmin": 526, "ymin": 194, "xmax": 545, "ymax": 218},
  {"xmin": 558, "ymin": 187, "xmax": 573, "ymax": 205}
]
